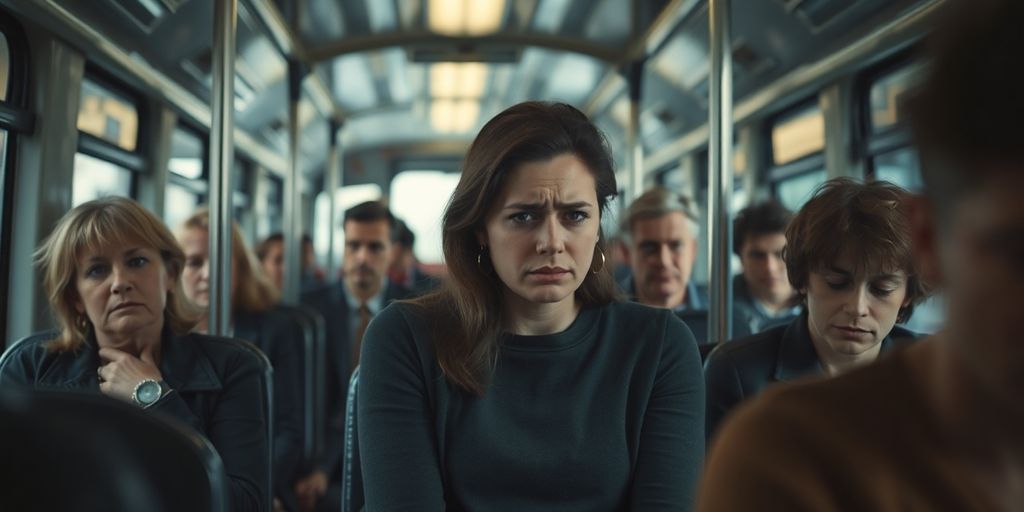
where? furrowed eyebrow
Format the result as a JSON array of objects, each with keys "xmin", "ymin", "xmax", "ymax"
[{"xmin": 503, "ymin": 201, "xmax": 594, "ymax": 210}]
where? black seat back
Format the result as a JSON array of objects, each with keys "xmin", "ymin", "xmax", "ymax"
[
  {"xmin": 675, "ymin": 309, "xmax": 710, "ymax": 345},
  {"xmin": 0, "ymin": 330, "xmax": 58, "ymax": 372},
  {"xmin": 274, "ymin": 303, "xmax": 327, "ymax": 462},
  {"xmin": 226, "ymin": 338, "xmax": 275, "ymax": 510},
  {"xmin": 0, "ymin": 387, "xmax": 229, "ymax": 512},
  {"xmin": 341, "ymin": 367, "xmax": 363, "ymax": 512}
]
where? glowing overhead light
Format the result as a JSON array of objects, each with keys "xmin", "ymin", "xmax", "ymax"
[
  {"xmin": 465, "ymin": 0, "xmax": 506, "ymax": 35},
  {"xmin": 430, "ymin": 62, "xmax": 487, "ymax": 99},
  {"xmin": 430, "ymin": 99, "xmax": 480, "ymax": 133},
  {"xmin": 429, "ymin": 0, "xmax": 506, "ymax": 36},
  {"xmin": 453, "ymin": 99, "xmax": 480, "ymax": 132}
]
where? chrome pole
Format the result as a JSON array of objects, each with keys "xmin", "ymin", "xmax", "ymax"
[
  {"xmin": 707, "ymin": 0, "xmax": 733, "ymax": 343},
  {"xmin": 283, "ymin": 58, "xmax": 304, "ymax": 303},
  {"xmin": 627, "ymin": 59, "xmax": 645, "ymax": 202},
  {"xmin": 325, "ymin": 119, "xmax": 342, "ymax": 282},
  {"xmin": 208, "ymin": 0, "xmax": 237, "ymax": 336}
]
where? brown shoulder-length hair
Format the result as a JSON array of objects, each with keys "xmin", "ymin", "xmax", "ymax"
[
  {"xmin": 179, "ymin": 208, "xmax": 279, "ymax": 314},
  {"xmin": 34, "ymin": 197, "xmax": 200, "ymax": 352},
  {"xmin": 783, "ymin": 178, "xmax": 929, "ymax": 323},
  {"xmin": 412, "ymin": 101, "xmax": 620, "ymax": 395}
]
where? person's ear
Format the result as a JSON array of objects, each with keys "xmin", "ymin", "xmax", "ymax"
[{"xmin": 475, "ymin": 228, "xmax": 487, "ymax": 247}]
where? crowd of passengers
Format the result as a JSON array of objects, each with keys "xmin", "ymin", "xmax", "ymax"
[{"xmin": 1, "ymin": 1, "xmax": 1022, "ymax": 509}]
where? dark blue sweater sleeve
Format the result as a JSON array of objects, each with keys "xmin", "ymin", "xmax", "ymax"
[
  {"xmin": 357, "ymin": 305, "xmax": 446, "ymax": 511},
  {"xmin": 629, "ymin": 313, "xmax": 705, "ymax": 511},
  {"xmin": 703, "ymin": 348, "xmax": 745, "ymax": 445}
]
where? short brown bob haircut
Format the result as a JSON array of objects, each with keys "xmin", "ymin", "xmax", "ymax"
[
  {"xmin": 179, "ymin": 208, "xmax": 279, "ymax": 314},
  {"xmin": 783, "ymin": 178, "xmax": 928, "ymax": 323},
  {"xmin": 34, "ymin": 197, "xmax": 199, "ymax": 351}
]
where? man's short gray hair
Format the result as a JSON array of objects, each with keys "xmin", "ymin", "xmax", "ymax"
[{"xmin": 621, "ymin": 186, "xmax": 701, "ymax": 243}]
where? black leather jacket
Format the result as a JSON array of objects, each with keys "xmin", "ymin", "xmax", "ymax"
[
  {"xmin": 704, "ymin": 314, "xmax": 919, "ymax": 443},
  {"xmin": 0, "ymin": 329, "xmax": 269, "ymax": 512}
]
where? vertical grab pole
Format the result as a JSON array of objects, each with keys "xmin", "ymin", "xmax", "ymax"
[
  {"xmin": 208, "ymin": 0, "xmax": 237, "ymax": 336},
  {"xmin": 325, "ymin": 119, "xmax": 342, "ymax": 282},
  {"xmin": 707, "ymin": 0, "xmax": 734, "ymax": 344},
  {"xmin": 283, "ymin": 58, "xmax": 305, "ymax": 304},
  {"xmin": 627, "ymin": 59, "xmax": 646, "ymax": 202}
]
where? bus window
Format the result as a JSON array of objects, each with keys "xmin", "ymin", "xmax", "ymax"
[
  {"xmin": 770, "ymin": 103, "xmax": 825, "ymax": 166},
  {"xmin": 389, "ymin": 172, "xmax": 459, "ymax": 265},
  {"xmin": 76, "ymin": 77, "xmax": 140, "ymax": 152},
  {"xmin": 769, "ymin": 100, "xmax": 828, "ymax": 211},
  {"xmin": 165, "ymin": 181, "xmax": 200, "ymax": 230},
  {"xmin": 72, "ymin": 152, "xmax": 133, "ymax": 206},
  {"xmin": 873, "ymin": 147, "xmax": 923, "ymax": 192},
  {"xmin": 775, "ymin": 168, "xmax": 827, "ymax": 212},
  {"xmin": 0, "ymin": 30, "xmax": 8, "ymax": 101}
]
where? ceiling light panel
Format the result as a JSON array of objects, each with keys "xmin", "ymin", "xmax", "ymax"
[{"xmin": 429, "ymin": 0, "xmax": 507, "ymax": 36}]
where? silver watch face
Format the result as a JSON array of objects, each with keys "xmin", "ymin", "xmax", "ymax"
[{"xmin": 136, "ymin": 380, "xmax": 162, "ymax": 404}]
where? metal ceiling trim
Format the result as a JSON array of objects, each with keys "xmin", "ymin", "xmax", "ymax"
[
  {"xmin": 305, "ymin": 30, "xmax": 621, "ymax": 63},
  {"xmin": 245, "ymin": 0, "xmax": 347, "ymax": 121},
  {"xmin": 644, "ymin": 0, "xmax": 943, "ymax": 173},
  {"xmin": 583, "ymin": 0, "xmax": 703, "ymax": 116},
  {"xmin": 14, "ymin": 0, "xmax": 289, "ymax": 175}
]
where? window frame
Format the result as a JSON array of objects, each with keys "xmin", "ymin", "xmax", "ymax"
[
  {"xmin": 856, "ymin": 53, "xmax": 923, "ymax": 182},
  {"xmin": 76, "ymin": 67, "xmax": 148, "ymax": 170},
  {"xmin": 0, "ymin": 8, "xmax": 33, "ymax": 349}
]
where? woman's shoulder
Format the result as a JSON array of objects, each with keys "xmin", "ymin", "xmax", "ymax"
[{"xmin": 0, "ymin": 332, "xmax": 76, "ymax": 381}]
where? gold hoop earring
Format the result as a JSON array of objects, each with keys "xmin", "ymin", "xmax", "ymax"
[
  {"xmin": 477, "ymin": 245, "xmax": 486, "ymax": 269},
  {"xmin": 591, "ymin": 247, "xmax": 606, "ymax": 274},
  {"xmin": 77, "ymin": 315, "xmax": 89, "ymax": 330}
]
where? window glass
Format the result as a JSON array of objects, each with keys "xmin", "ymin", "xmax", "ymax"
[
  {"xmin": 771, "ymin": 104, "xmax": 825, "ymax": 166},
  {"xmin": 314, "ymin": 184, "xmax": 384, "ymax": 268},
  {"xmin": 775, "ymin": 168, "xmax": 827, "ymax": 212},
  {"xmin": 164, "ymin": 182, "xmax": 200, "ymax": 230},
  {"xmin": 264, "ymin": 175, "xmax": 284, "ymax": 235},
  {"xmin": 169, "ymin": 126, "xmax": 204, "ymax": 179},
  {"xmin": 873, "ymin": 147, "xmax": 923, "ymax": 193},
  {"xmin": 72, "ymin": 152, "xmax": 133, "ymax": 206},
  {"xmin": 0, "ymin": 31, "xmax": 9, "ymax": 101},
  {"xmin": 870, "ymin": 64, "xmax": 922, "ymax": 133},
  {"xmin": 76, "ymin": 77, "xmax": 139, "ymax": 151},
  {"xmin": 902, "ymin": 295, "xmax": 945, "ymax": 335},
  {"xmin": 389, "ymin": 172, "xmax": 460, "ymax": 265}
]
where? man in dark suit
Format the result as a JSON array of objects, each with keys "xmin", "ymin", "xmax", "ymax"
[{"xmin": 294, "ymin": 201, "xmax": 411, "ymax": 512}]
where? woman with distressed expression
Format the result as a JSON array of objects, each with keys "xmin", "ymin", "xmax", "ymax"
[
  {"xmin": 358, "ymin": 101, "xmax": 705, "ymax": 511},
  {"xmin": 704, "ymin": 178, "xmax": 930, "ymax": 442},
  {"xmin": 177, "ymin": 209, "xmax": 304, "ymax": 511},
  {"xmin": 0, "ymin": 197, "xmax": 268, "ymax": 511}
]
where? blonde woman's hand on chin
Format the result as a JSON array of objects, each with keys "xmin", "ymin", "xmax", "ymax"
[{"xmin": 97, "ymin": 347, "xmax": 163, "ymax": 403}]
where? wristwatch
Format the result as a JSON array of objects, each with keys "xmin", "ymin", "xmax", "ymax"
[{"xmin": 131, "ymin": 379, "xmax": 167, "ymax": 408}]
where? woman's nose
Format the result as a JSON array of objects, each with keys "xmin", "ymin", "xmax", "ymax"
[
  {"xmin": 536, "ymin": 216, "xmax": 566, "ymax": 254},
  {"xmin": 110, "ymin": 266, "xmax": 134, "ymax": 293},
  {"xmin": 843, "ymin": 286, "xmax": 870, "ymax": 317}
]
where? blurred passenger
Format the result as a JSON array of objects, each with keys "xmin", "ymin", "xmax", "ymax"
[
  {"xmin": 178, "ymin": 210, "xmax": 304, "ymax": 512},
  {"xmin": 359, "ymin": 102, "xmax": 705, "ymax": 510},
  {"xmin": 731, "ymin": 200, "xmax": 800, "ymax": 338},
  {"xmin": 295, "ymin": 201, "xmax": 411, "ymax": 512},
  {"xmin": 301, "ymin": 234, "xmax": 327, "ymax": 286},
  {"xmin": 256, "ymin": 233, "xmax": 326, "ymax": 293},
  {"xmin": 1, "ymin": 197, "xmax": 267, "ymax": 511},
  {"xmin": 620, "ymin": 187, "xmax": 708, "ymax": 342},
  {"xmin": 387, "ymin": 218, "xmax": 437, "ymax": 295},
  {"xmin": 699, "ymin": 2, "xmax": 1024, "ymax": 508},
  {"xmin": 704, "ymin": 178, "xmax": 927, "ymax": 441}
]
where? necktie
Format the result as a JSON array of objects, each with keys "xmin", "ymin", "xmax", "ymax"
[{"xmin": 352, "ymin": 303, "xmax": 371, "ymax": 370}]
